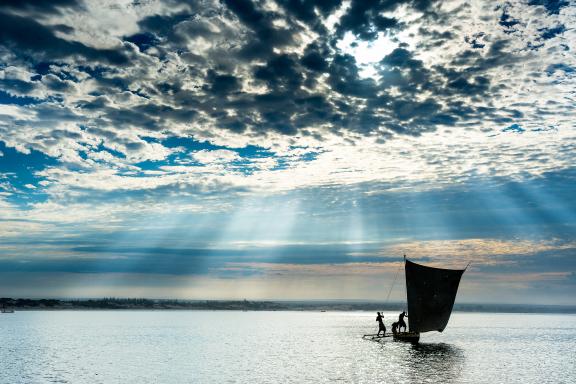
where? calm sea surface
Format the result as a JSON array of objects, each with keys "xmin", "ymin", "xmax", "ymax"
[{"xmin": 1, "ymin": 311, "xmax": 575, "ymax": 383}]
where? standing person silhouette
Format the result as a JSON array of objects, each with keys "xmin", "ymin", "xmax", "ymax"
[
  {"xmin": 398, "ymin": 311, "xmax": 408, "ymax": 332},
  {"xmin": 376, "ymin": 312, "xmax": 386, "ymax": 336}
]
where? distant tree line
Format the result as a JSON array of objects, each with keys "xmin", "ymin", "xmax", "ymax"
[
  {"xmin": 1, "ymin": 298, "xmax": 61, "ymax": 307},
  {"xmin": 1, "ymin": 298, "xmax": 574, "ymax": 313},
  {"xmin": 0, "ymin": 297, "xmax": 285, "ymax": 310}
]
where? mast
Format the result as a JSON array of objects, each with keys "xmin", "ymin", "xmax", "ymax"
[{"xmin": 403, "ymin": 254, "xmax": 408, "ymax": 331}]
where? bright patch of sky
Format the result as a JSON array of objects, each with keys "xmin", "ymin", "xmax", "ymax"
[{"xmin": 337, "ymin": 31, "xmax": 398, "ymax": 78}]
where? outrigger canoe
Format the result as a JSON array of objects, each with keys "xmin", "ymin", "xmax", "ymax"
[{"xmin": 364, "ymin": 256, "xmax": 467, "ymax": 343}]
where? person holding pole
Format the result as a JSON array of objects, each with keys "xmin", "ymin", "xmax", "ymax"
[{"xmin": 376, "ymin": 312, "xmax": 386, "ymax": 336}]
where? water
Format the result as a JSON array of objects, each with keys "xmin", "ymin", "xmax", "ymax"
[{"xmin": 1, "ymin": 311, "xmax": 575, "ymax": 383}]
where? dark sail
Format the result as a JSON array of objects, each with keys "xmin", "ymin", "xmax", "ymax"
[{"xmin": 405, "ymin": 259, "xmax": 465, "ymax": 333}]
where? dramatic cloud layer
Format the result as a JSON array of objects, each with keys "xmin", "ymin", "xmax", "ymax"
[{"xmin": 0, "ymin": 0, "xmax": 575, "ymax": 302}]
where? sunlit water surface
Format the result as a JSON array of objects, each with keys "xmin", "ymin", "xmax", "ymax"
[{"xmin": 1, "ymin": 311, "xmax": 575, "ymax": 383}]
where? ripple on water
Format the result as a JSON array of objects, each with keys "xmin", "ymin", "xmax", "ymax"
[{"xmin": 0, "ymin": 311, "xmax": 574, "ymax": 383}]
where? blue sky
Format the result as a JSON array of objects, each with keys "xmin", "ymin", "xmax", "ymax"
[{"xmin": 0, "ymin": 0, "xmax": 575, "ymax": 304}]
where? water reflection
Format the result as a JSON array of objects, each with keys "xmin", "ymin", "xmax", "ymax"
[
  {"xmin": 406, "ymin": 343, "xmax": 465, "ymax": 384},
  {"xmin": 369, "ymin": 339, "xmax": 465, "ymax": 383},
  {"xmin": 3, "ymin": 312, "xmax": 572, "ymax": 383}
]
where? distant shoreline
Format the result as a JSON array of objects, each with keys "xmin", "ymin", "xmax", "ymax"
[{"xmin": 2, "ymin": 298, "xmax": 575, "ymax": 314}]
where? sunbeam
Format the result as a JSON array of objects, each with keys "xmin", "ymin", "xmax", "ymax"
[{"xmin": 0, "ymin": 0, "xmax": 574, "ymax": 304}]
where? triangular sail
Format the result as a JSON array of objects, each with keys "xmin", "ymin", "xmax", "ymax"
[{"xmin": 405, "ymin": 259, "xmax": 465, "ymax": 333}]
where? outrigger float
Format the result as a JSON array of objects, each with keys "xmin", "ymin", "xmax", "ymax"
[{"xmin": 364, "ymin": 256, "xmax": 467, "ymax": 344}]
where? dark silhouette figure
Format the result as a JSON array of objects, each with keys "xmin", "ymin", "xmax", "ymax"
[
  {"xmin": 398, "ymin": 311, "xmax": 408, "ymax": 332},
  {"xmin": 391, "ymin": 321, "xmax": 399, "ymax": 334},
  {"xmin": 376, "ymin": 312, "xmax": 386, "ymax": 336}
]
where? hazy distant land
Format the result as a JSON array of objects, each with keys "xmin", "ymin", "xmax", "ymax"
[{"xmin": 2, "ymin": 298, "xmax": 575, "ymax": 314}]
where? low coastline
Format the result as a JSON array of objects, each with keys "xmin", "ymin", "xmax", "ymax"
[{"xmin": 2, "ymin": 298, "xmax": 575, "ymax": 314}]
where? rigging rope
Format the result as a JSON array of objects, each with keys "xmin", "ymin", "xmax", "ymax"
[{"xmin": 384, "ymin": 257, "xmax": 403, "ymax": 305}]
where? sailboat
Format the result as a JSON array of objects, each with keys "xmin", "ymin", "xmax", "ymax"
[{"xmin": 393, "ymin": 256, "xmax": 467, "ymax": 343}]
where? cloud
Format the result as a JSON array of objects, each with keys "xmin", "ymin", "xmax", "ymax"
[
  {"xmin": 0, "ymin": 0, "xmax": 82, "ymax": 15},
  {"xmin": 0, "ymin": 0, "xmax": 572, "ymax": 154},
  {"xmin": 192, "ymin": 149, "xmax": 241, "ymax": 164},
  {"xmin": 0, "ymin": 0, "xmax": 575, "ymax": 302},
  {"xmin": 0, "ymin": 11, "xmax": 129, "ymax": 65},
  {"xmin": 382, "ymin": 238, "xmax": 576, "ymax": 267}
]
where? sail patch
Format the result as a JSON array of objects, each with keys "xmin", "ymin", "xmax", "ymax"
[{"xmin": 405, "ymin": 259, "xmax": 465, "ymax": 333}]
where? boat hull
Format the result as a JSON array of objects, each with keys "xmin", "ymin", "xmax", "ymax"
[{"xmin": 392, "ymin": 332, "xmax": 420, "ymax": 343}]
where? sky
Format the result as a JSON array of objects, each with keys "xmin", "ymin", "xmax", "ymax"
[{"xmin": 0, "ymin": 0, "xmax": 575, "ymax": 304}]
